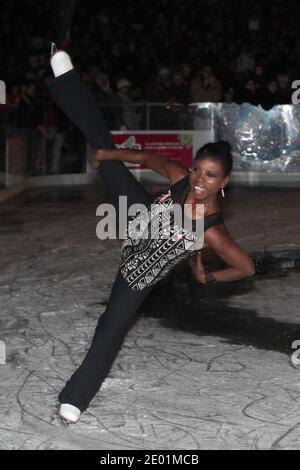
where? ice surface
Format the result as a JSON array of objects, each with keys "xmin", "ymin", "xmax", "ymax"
[{"xmin": 0, "ymin": 185, "xmax": 299, "ymax": 450}]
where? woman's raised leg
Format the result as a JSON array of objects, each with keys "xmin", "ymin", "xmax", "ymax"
[{"xmin": 49, "ymin": 56, "xmax": 151, "ymax": 208}]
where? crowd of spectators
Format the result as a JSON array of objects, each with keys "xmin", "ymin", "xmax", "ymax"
[
  {"xmin": 0, "ymin": 0, "xmax": 300, "ymax": 128},
  {"xmin": 0, "ymin": 3, "xmax": 298, "ymax": 409},
  {"xmin": 1, "ymin": 0, "xmax": 299, "ymax": 133}
]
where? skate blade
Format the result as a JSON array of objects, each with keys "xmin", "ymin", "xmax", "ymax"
[{"xmin": 58, "ymin": 415, "xmax": 76, "ymax": 427}]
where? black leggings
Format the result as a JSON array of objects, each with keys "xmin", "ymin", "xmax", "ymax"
[{"xmin": 50, "ymin": 70, "xmax": 155, "ymax": 412}]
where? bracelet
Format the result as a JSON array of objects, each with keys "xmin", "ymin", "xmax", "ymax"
[{"xmin": 205, "ymin": 270, "xmax": 217, "ymax": 284}]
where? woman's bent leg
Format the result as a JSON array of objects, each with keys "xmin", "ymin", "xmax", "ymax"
[{"xmin": 59, "ymin": 270, "xmax": 154, "ymax": 412}]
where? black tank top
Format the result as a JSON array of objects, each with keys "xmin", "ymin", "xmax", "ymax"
[{"xmin": 120, "ymin": 175, "xmax": 223, "ymax": 291}]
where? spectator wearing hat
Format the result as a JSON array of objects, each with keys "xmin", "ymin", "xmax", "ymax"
[
  {"xmin": 148, "ymin": 67, "xmax": 175, "ymax": 103},
  {"xmin": 116, "ymin": 78, "xmax": 141, "ymax": 130}
]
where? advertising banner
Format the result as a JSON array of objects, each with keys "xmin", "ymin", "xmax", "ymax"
[{"xmin": 112, "ymin": 131, "xmax": 194, "ymax": 169}]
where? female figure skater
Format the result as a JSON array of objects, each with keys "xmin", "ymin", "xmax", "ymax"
[{"xmin": 49, "ymin": 51, "xmax": 255, "ymax": 425}]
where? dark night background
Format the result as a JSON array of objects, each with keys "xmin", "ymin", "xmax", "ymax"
[{"xmin": 0, "ymin": 0, "xmax": 299, "ymax": 109}]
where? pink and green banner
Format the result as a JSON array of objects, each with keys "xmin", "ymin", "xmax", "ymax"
[{"xmin": 112, "ymin": 132, "xmax": 194, "ymax": 169}]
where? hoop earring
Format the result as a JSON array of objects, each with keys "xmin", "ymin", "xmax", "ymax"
[{"xmin": 221, "ymin": 187, "xmax": 225, "ymax": 198}]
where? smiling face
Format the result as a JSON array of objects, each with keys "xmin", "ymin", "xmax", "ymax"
[{"xmin": 189, "ymin": 157, "xmax": 230, "ymax": 202}]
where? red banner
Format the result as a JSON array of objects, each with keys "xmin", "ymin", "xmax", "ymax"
[{"xmin": 112, "ymin": 132, "xmax": 193, "ymax": 169}]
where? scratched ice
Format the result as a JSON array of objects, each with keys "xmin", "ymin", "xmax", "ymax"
[{"xmin": 0, "ymin": 185, "xmax": 299, "ymax": 450}]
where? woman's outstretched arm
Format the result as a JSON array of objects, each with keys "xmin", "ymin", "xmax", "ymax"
[
  {"xmin": 190, "ymin": 225, "xmax": 255, "ymax": 284},
  {"xmin": 90, "ymin": 148, "xmax": 190, "ymax": 184}
]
